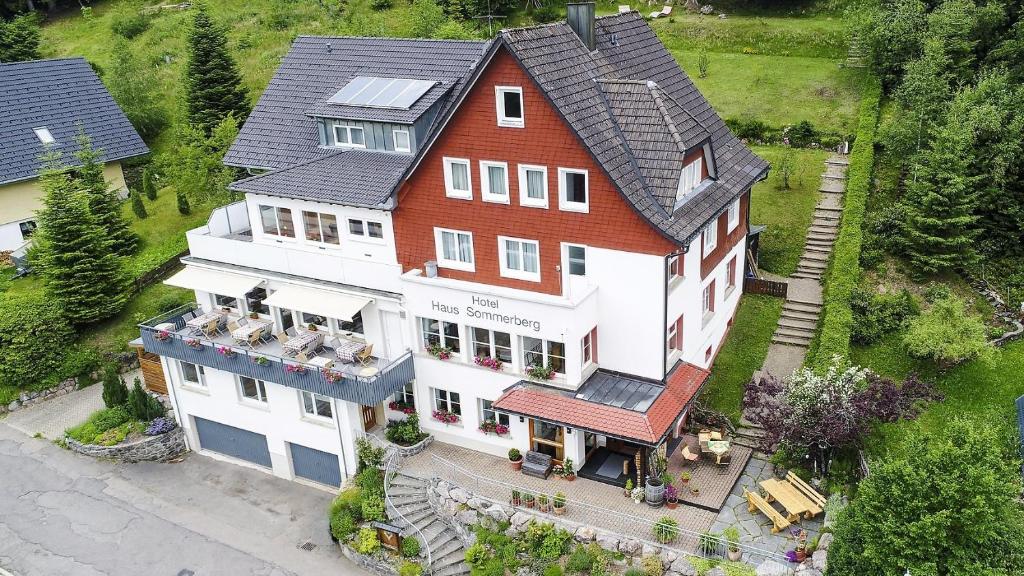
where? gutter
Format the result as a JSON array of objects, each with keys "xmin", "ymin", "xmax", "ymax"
[{"xmin": 662, "ymin": 246, "xmax": 688, "ymax": 380}]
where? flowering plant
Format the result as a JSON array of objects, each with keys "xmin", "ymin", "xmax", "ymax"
[
  {"xmin": 664, "ymin": 483, "xmax": 679, "ymax": 501},
  {"xmin": 184, "ymin": 338, "xmax": 202, "ymax": 349},
  {"xmin": 285, "ymin": 363, "xmax": 307, "ymax": 374},
  {"xmin": 526, "ymin": 362, "xmax": 556, "ymax": 380},
  {"xmin": 154, "ymin": 330, "xmax": 170, "ymax": 341},
  {"xmin": 144, "ymin": 417, "xmax": 176, "ymax": 436},
  {"xmin": 322, "ymin": 369, "xmax": 343, "ymax": 383},
  {"xmin": 473, "ymin": 355, "xmax": 504, "ymax": 371},
  {"xmin": 217, "ymin": 346, "xmax": 236, "ymax": 357},
  {"xmin": 478, "ymin": 420, "xmax": 509, "ymax": 435},
  {"xmin": 432, "ymin": 409, "xmax": 459, "ymax": 424},
  {"xmin": 388, "ymin": 401, "xmax": 416, "ymax": 414},
  {"xmin": 426, "ymin": 342, "xmax": 452, "ymax": 360},
  {"xmin": 253, "ymin": 355, "xmax": 269, "ymax": 366}
]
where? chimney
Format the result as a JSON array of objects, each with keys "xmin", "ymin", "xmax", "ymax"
[{"xmin": 566, "ymin": 2, "xmax": 596, "ymax": 51}]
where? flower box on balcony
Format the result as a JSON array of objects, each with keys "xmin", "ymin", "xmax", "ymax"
[
  {"xmin": 322, "ymin": 368, "xmax": 343, "ymax": 383},
  {"xmin": 154, "ymin": 330, "xmax": 171, "ymax": 342},
  {"xmin": 184, "ymin": 338, "xmax": 202, "ymax": 349},
  {"xmin": 253, "ymin": 355, "xmax": 269, "ymax": 366},
  {"xmin": 526, "ymin": 363, "xmax": 556, "ymax": 381},
  {"xmin": 432, "ymin": 409, "xmax": 459, "ymax": 425},
  {"xmin": 285, "ymin": 364, "xmax": 308, "ymax": 375},
  {"xmin": 217, "ymin": 346, "xmax": 236, "ymax": 358},
  {"xmin": 473, "ymin": 355, "xmax": 504, "ymax": 371},
  {"xmin": 478, "ymin": 420, "xmax": 509, "ymax": 436}
]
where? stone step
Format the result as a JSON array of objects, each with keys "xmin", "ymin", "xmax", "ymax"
[
  {"xmin": 815, "ymin": 205, "xmax": 843, "ymax": 213},
  {"xmin": 738, "ymin": 417, "xmax": 763, "ymax": 429},
  {"xmin": 804, "ymin": 244, "xmax": 832, "ymax": 255},
  {"xmin": 805, "ymin": 238, "xmax": 835, "ymax": 248},
  {"xmin": 735, "ymin": 426, "xmax": 766, "ymax": 440},
  {"xmin": 820, "ymin": 182, "xmax": 845, "ymax": 194},
  {"xmin": 813, "ymin": 211, "xmax": 841, "ymax": 221},
  {"xmin": 821, "ymin": 172, "xmax": 845, "ymax": 181},
  {"xmin": 776, "ymin": 323, "xmax": 816, "ymax": 338},
  {"xmin": 731, "ymin": 436, "xmax": 764, "ymax": 451},
  {"xmin": 434, "ymin": 564, "xmax": 472, "ymax": 576},
  {"xmin": 784, "ymin": 299, "xmax": 821, "ymax": 312},
  {"xmin": 827, "ymin": 157, "xmax": 850, "ymax": 166},
  {"xmin": 792, "ymin": 271, "xmax": 823, "ymax": 280},
  {"xmin": 807, "ymin": 232, "xmax": 838, "ymax": 243},
  {"xmin": 798, "ymin": 259, "xmax": 828, "ymax": 270},
  {"xmin": 389, "ymin": 491, "xmax": 427, "ymax": 503},
  {"xmin": 392, "ymin": 472, "xmax": 429, "ymax": 487},
  {"xmin": 781, "ymin": 309, "xmax": 819, "ymax": 322},
  {"xmin": 772, "ymin": 333, "xmax": 812, "ymax": 346},
  {"xmin": 809, "ymin": 225, "xmax": 838, "ymax": 235},
  {"xmin": 779, "ymin": 317, "xmax": 817, "ymax": 331},
  {"xmin": 432, "ymin": 541, "xmax": 468, "ymax": 571}
]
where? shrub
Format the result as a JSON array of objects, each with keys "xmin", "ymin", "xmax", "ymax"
[
  {"xmin": 355, "ymin": 527, "xmax": 380, "ymax": 555},
  {"xmin": 464, "ymin": 542, "xmax": 489, "ymax": 567},
  {"xmin": 361, "ymin": 494, "xmax": 386, "ymax": 522},
  {"xmin": 543, "ymin": 565, "xmax": 563, "ymax": 576},
  {"xmin": 330, "ymin": 509, "xmax": 357, "ymax": 541},
  {"xmin": 565, "ymin": 544, "xmax": 597, "ymax": 573},
  {"xmin": 398, "ymin": 561, "xmax": 422, "ymax": 576},
  {"xmin": 0, "ymin": 291, "xmax": 73, "ymax": 388},
  {"xmin": 91, "ymin": 405, "xmax": 132, "ymax": 431},
  {"xmin": 850, "ymin": 287, "xmax": 918, "ymax": 344},
  {"xmin": 641, "ymin": 555, "xmax": 663, "ymax": 576},
  {"xmin": 624, "ymin": 569, "xmax": 646, "ymax": 576},
  {"xmin": 355, "ymin": 467, "xmax": 384, "ymax": 499},
  {"xmin": 101, "ymin": 366, "xmax": 130, "ymax": 408},
  {"xmin": 144, "ymin": 416, "xmax": 176, "ymax": 436},
  {"xmin": 532, "ymin": 5, "xmax": 561, "ymax": 23},
  {"xmin": 523, "ymin": 521, "xmax": 572, "ymax": 559},
  {"xmin": 176, "ymin": 188, "xmax": 191, "ymax": 215},
  {"xmin": 786, "ymin": 120, "xmax": 818, "ymax": 147},
  {"xmin": 591, "ymin": 553, "xmax": 609, "ymax": 576},
  {"xmin": 127, "ymin": 377, "xmax": 164, "ymax": 421},
  {"xmin": 699, "ymin": 531, "xmax": 722, "ymax": 556},
  {"xmin": 653, "ymin": 517, "xmax": 679, "ymax": 544},
  {"xmin": 697, "ymin": 48, "xmax": 710, "ymax": 78},
  {"xmin": 401, "ymin": 536, "xmax": 421, "ymax": 557},
  {"xmin": 727, "ymin": 117, "xmax": 772, "ymax": 141},
  {"xmin": 142, "ymin": 168, "xmax": 158, "ymax": 200},
  {"xmin": 130, "ymin": 189, "xmax": 148, "ymax": 219},
  {"xmin": 385, "ymin": 413, "xmax": 427, "ymax": 446},
  {"xmin": 111, "ymin": 12, "xmax": 150, "ymax": 39},
  {"xmin": 356, "ymin": 437, "xmax": 385, "ymax": 471},
  {"xmin": 903, "ymin": 295, "xmax": 992, "ymax": 367},
  {"xmin": 508, "ymin": 448, "xmax": 521, "ymax": 461}
]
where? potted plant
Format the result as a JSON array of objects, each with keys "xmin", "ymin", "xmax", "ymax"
[
  {"xmin": 537, "ymin": 494, "xmax": 550, "ymax": 513},
  {"xmin": 253, "ymin": 355, "xmax": 269, "ymax": 366},
  {"xmin": 322, "ymin": 368, "xmax": 343, "ymax": 383},
  {"xmin": 690, "ymin": 484, "xmax": 701, "ymax": 496},
  {"xmin": 724, "ymin": 526, "xmax": 742, "ymax": 561},
  {"xmin": 631, "ymin": 485, "xmax": 645, "ymax": 504},
  {"xmin": 561, "ymin": 457, "xmax": 576, "ymax": 481},
  {"xmin": 248, "ymin": 311, "xmax": 259, "ymax": 319},
  {"xmin": 645, "ymin": 452, "xmax": 668, "ymax": 507},
  {"xmin": 216, "ymin": 346, "xmax": 236, "ymax": 358},
  {"xmin": 698, "ymin": 531, "xmax": 721, "ymax": 557},
  {"xmin": 680, "ymin": 471, "xmax": 691, "ymax": 485},
  {"xmin": 511, "ymin": 489, "xmax": 521, "ymax": 506},
  {"xmin": 525, "ymin": 362, "xmax": 556, "ymax": 380},
  {"xmin": 553, "ymin": 492, "xmax": 566, "ymax": 515},
  {"xmin": 624, "ymin": 478, "xmax": 633, "ymax": 497},
  {"xmin": 426, "ymin": 342, "xmax": 452, "ymax": 360},
  {"xmin": 653, "ymin": 517, "xmax": 679, "ymax": 544},
  {"xmin": 664, "ymin": 484, "xmax": 679, "ymax": 509},
  {"xmin": 431, "ymin": 409, "xmax": 459, "ymax": 424},
  {"xmin": 522, "ymin": 493, "xmax": 535, "ymax": 508},
  {"xmin": 286, "ymin": 363, "xmax": 307, "ymax": 374},
  {"xmin": 154, "ymin": 330, "xmax": 170, "ymax": 341},
  {"xmin": 184, "ymin": 338, "xmax": 202, "ymax": 349},
  {"xmin": 473, "ymin": 355, "xmax": 504, "ymax": 371},
  {"xmin": 307, "ymin": 323, "xmax": 318, "ymax": 332},
  {"xmin": 508, "ymin": 448, "xmax": 523, "ymax": 471},
  {"xmin": 794, "ymin": 529, "xmax": 808, "ymax": 562}
]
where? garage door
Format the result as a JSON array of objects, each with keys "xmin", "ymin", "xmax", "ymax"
[
  {"xmin": 194, "ymin": 417, "xmax": 272, "ymax": 468},
  {"xmin": 289, "ymin": 443, "xmax": 342, "ymax": 487}
]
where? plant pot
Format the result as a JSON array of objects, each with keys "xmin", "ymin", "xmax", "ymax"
[
  {"xmin": 795, "ymin": 550, "xmax": 807, "ymax": 562},
  {"xmin": 624, "ymin": 488, "xmax": 630, "ymax": 497},
  {"xmin": 645, "ymin": 479, "xmax": 665, "ymax": 507},
  {"xmin": 525, "ymin": 500, "xmax": 535, "ymax": 509},
  {"xmin": 665, "ymin": 499, "xmax": 678, "ymax": 510},
  {"xmin": 690, "ymin": 487, "xmax": 701, "ymax": 496},
  {"xmin": 539, "ymin": 503, "xmax": 550, "ymax": 513},
  {"xmin": 511, "ymin": 497, "xmax": 521, "ymax": 507},
  {"xmin": 565, "ymin": 474, "xmax": 576, "ymax": 482},
  {"xmin": 511, "ymin": 459, "xmax": 523, "ymax": 471},
  {"xmin": 554, "ymin": 505, "xmax": 565, "ymax": 515},
  {"xmin": 728, "ymin": 549, "xmax": 743, "ymax": 562}
]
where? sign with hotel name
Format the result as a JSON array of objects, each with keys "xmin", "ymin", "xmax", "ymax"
[{"xmin": 431, "ymin": 295, "xmax": 542, "ymax": 332}]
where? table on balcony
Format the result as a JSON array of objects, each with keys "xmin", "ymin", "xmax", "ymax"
[
  {"xmin": 282, "ymin": 331, "xmax": 324, "ymax": 356},
  {"xmin": 334, "ymin": 339, "xmax": 367, "ymax": 363},
  {"xmin": 185, "ymin": 310, "xmax": 225, "ymax": 334},
  {"xmin": 231, "ymin": 319, "xmax": 273, "ymax": 342}
]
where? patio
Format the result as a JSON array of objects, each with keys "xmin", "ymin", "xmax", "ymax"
[{"xmin": 667, "ymin": 434, "xmax": 753, "ymax": 512}]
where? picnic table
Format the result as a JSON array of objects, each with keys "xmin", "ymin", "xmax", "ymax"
[
  {"xmin": 283, "ymin": 330, "xmax": 324, "ymax": 356},
  {"xmin": 186, "ymin": 310, "xmax": 225, "ymax": 333},
  {"xmin": 759, "ymin": 478, "xmax": 817, "ymax": 522},
  {"xmin": 335, "ymin": 339, "xmax": 367, "ymax": 363},
  {"xmin": 231, "ymin": 318, "xmax": 272, "ymax": 342}
]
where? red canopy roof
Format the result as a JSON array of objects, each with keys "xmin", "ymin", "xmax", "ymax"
[{"xmin": 493, "ymin": 362, "xmax": 709, "ymax": 445}]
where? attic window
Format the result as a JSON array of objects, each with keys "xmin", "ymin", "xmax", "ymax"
[
  {"xmin": 33, "ymin": 127, "xmax": 55, "ymax": 145},
  {"xmin": 675, "ymin": 156, "xmax": 703, "ymax": 203},
  {"xmin": 495, "ymin": 86, "xmax": 524, "ymax": 128}
]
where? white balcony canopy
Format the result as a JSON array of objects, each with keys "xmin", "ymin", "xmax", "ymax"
[
  {"xmin": 164, "ymin": 266, "xmax": 263, "ymax": 296},
  {"xmin": 262, "ymin": 284, "xmax": 372, "ymax": 322}
]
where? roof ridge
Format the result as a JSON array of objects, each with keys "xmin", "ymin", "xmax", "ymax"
[
  {"xmin": 653, "ymin": 80, "xmax": 710, "ymax": 134},
  {"xmin": 647, "ymin": 81, "xmax": 688, "ymax": 156},
  {"xmin": 0, "ymin": 56, "xmax": 87, "ymax": 67},
  {"xmin": 293, "ymin": 35, "xmax": 487, "ymax": 43}
]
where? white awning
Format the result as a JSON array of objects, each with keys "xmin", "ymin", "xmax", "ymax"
[
  {"xmin": 262, "ymin": 284, "xmax": 372, "ymax": 322},
  {"xmin": 164, "ymin": 266, "xmax": 263, "ymax": 296}
]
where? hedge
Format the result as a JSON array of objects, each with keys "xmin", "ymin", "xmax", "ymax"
[{"xmin": 807, "ymin": 76, "xmax": 883, "ymax": 371}]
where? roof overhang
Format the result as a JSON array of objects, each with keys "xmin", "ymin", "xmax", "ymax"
[
  {"xmin": 164, "ymin": 266, "xmax": 264, "ymax": 296},
  {"xmin": 262, "ymin": 284, "xmax": 372, "ymax": 322}
]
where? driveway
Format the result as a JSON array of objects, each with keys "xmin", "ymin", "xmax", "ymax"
[{"xmin": 0, "ymin": 423, "xmax": 367, "ymax": 576}]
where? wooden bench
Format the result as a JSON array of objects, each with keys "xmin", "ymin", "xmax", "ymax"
[
  {"xmin": 744, "ymin": 487, "xmax": 790, "ymax": 534},
  {"xmin": 522, "ymin": 451, "xmax": 553, "ymax": 479},
  {"xmin": 786, "ymin": 472, "xmax": 827, "ymax": 515}
]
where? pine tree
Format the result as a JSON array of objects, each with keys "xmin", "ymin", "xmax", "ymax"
[
  {"xmin": 0, "ymin": 14, "xmax": 41, "ymax": 63},
  {"xmin": 101, "ymin": 366, "xmax": 130, "ymax": 408},
  {"xmin": 184, "ymin": 2, "xmax": 250, "ymax": 135},
  {"xmin": 34, "ymin": 160, "xmax": 131, "ymax": 326},
  {"xmin": 904, "ymin": 113, "xmax": 980, "ymax": 277},
  {"xmin": 176, "ymin": 188, "xmax": 191, "ymax": 215},
  {"xmin": 142, "ymin": 167, "xmax": 157, "ymax": 200},
  {"xmin": 128, "ymin": 378, "xmax": 164, "ymax": 421},
  {"xmin": 74, "ymin": 134, "xmax": 140, "ymax": 256},
  {"xmin": 130, "ymin": 189, "xmax": 148, "ymax": 219}
]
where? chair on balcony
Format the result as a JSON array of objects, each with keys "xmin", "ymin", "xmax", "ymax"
[
  {"xmin": 296, "ymin": 351, "xmax": 310, "ymax": 363},
  {"xmin": 245, "ymin": 329, "xmax": 263, "ymax": 349},
  {"xmin": 227, "ymin": 319, "xmax": 242, "ymax": 333},
  {"xmin": 355, "ymin": 343, "xmax": 375, "ymax": 367},
  {"xmin": 201, "ymin": 319, "xmax": 221, "ymax": 337},
  {"xmin": 286, "ymin": 327, "xmax": 298, "ymax": 337},
  {"xmin": 275, "ymin": 331, "xmax": 290, "ymax": 346},
  {"xmin": 182, "ymin": 311, "xmax": 196, "ymax": 323}
]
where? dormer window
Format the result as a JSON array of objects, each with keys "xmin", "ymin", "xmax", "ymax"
[
  {"xmin": 333, "ymin": 124, "xmax": 365, "ymax": 148},
  {"xmin": 393, "ymin": 129, "xmax": 411, "ymax": 153},
  {"xmin": 495, "ymin": 86, "xmax": 524, "ymax": 128},
  {"xmin": 675, "ymin": 156, "xmax": 704, "ymax": 203},
  {"xmin": 33, "ymin": 127, "xmax": 55, "ymax": 145}
]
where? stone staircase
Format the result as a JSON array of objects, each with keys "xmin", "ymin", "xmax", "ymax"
[
  {"xmin": 845, "ymin": 34, "xmax": 868, "ymax": 68},
  {"xmin": 793, "ymin": 156, "xmax": 848, "ymax": 280},
  {"xmin": 386, "ymin": 472, "xmax": 469, "ymax": 576},
  {"xmin": 733, "ymin": 418, "xmax": 768, "ymax": 458},
  {"xmin": 771, "ymin": 298, "xmax": 822, "ymax": 347}
]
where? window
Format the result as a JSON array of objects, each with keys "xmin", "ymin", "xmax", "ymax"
[
  {"xmin": 495, "ymin": 86, "xmax": 524, "ymax": 127},
  {"xmin": 675, "ymin": 157, "xmax": 703, "ymax": 203},
  {"xmin": 19, "ymin": 220, "xmax": 37, "ymax": 240},
  {"xmin": 248, "ymin": 287, "xmax": 269, "ymax": 315},
  {"xmin": 498, "ymin": 237, "xmax": 540, "ymax": 281},
  {"xmin": 433, "ymin": 388, "xmax": 461, "ymax": 415},
  {"xmin": 434, "ymin": 228, "xmax": 474, "ymax": 271},
  {"xmin": 394, "ymin": 383, "xmax": 415, "ymax": 407},
  {"xmin": 339, "ymin": 311, "xmax": 364, "ymax": 336},
  {"xmin": 705, "ymin": 346, "xmax": 713, "ymax": 363},
  {"xmin": 582, "ymin": 327, "xmax": 597, "ymax": 366},
  {"xmin": 348, "ymin": 218, "xmax": 384, "ymax": 240},
  {"xmin": 333, "ymin": 124, "xmax": 365, "ymax": 148},
  {"xmin": 33, "ymin": 127, "xmax": 55, "ymax": 145},
  {"xmin": 702, "ymin": 281, "xmax": 716, "ymax": 318},
  {"xmin": 567, "ymin": 244, "xmax": 586, "ymax": 276},
  {"xmin": 443, "ymin": 157, "xmax": 472, "ymax": 199},
  {"xmin": 279, "ymin": 308, "xmax": 295, "ymax": 333},
  {"xmin": 667, "ymin": 315, "xmax": 683, "ymax": 354},
  {"xmin": 667, "ymin": 255, "xmax": 681, "ymax": 281},
  {"xmin": 421, "ymin": 317, "xmax": 461, "ymax": 353},
  {"xmin": 480, "ymin": 161, "xmax": 509, "ymax": 204},
  {"xmin": 522, "ymin": 337, "xmax": 565, "ymax": 375},
  {"xmin": 727, "ymin": 198, "xmax": 740, "ymax": 232},
  {"xmin": 180, "ymin": 362, "xmax": 205, "ymax": 387},
  {"xmin": 472, "ymin": 327, "xmax": 513, "ymax": 363},
  {"xmin": 726, "ymin": 256, "xmax": 737, "ymax": 291},
  {"xmin": 260, "ymin": 205, "xmax": 295, "ymax": 238},
  {"xmin": 558, "ymin": 168, "xmax": 589, "ymax": 212},
  {"xmin": 303, "ymin": 211, "xmax": 340, "ymax": 245},
  {"xmin": 302, "ymin": 311, "xmax": 328, "ymax": 330},
  {"xmin": 393, "ymin": 129, "xmax": 411, "ymax": 153},
  {"xmin": 300, "ymin": 390, "xmax": 333, "ymax": 419},
  {"xmin": 703, "ymin": 219, "xmax": 718, "ymax": 255},
  {"xmin": 518, "ymin": 164, "xmax": 548, "ymax": 208},
  {"xmin": 480, "ymin": 399, "xmax": 510, "ymax": 429},
  {"xmin": 214, "ymin": 294, "xmax": 239, "ymax": 311},
  {"xmin": 239, "ymin": 377, "xmax": 268, "ymax": 403}
]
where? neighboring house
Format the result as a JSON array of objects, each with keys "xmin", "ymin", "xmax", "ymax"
[
  {"xmin": 0, "ymin": 58, "xmax": 149, "ymax": 252},
  {"xmin": 139, "ymin": 5, "xmax": 767, "ymax": 490}
]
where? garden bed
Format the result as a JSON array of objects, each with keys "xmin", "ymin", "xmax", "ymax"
[{"xmin": 66, "ymin": 422, "xmax": 185, "ymax": 463}]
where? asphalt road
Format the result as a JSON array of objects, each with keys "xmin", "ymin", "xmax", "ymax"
[{"xmin": 0, "ymin": 423, "xmax": 368, "ymax": 576}]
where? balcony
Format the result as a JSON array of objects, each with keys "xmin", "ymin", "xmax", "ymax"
[
  {"xmin": 139, "ymin": 304, "xmax": 414, "ymax": 406},
  {"xmin": 186, "ymin": 202, "xmax": 403, "ymax": 293}
]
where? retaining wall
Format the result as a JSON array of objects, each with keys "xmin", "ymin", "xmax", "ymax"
[{"xmin": 66, "ymin": 426, "xmax": 186, "ymax": 463}]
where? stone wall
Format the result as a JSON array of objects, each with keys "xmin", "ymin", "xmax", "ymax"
[
  {"xmin": 66, "ymin": 426, "xmax": 186, "ymax": 463},
  {"xmin": 394, "ymin": 434, "xmax": 433, "ymax": 457},
  {"xmin": 338, "ymin": 542, "xmax": 399, "ymax": 576},
  {"xmin": 1, "ymin": 355, "xmax": 141, "ymax": 416}
]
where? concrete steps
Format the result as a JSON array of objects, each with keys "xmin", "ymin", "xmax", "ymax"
[{"xmin": 384, "ymin": 473, "xmax": 469, "ymax": 575}]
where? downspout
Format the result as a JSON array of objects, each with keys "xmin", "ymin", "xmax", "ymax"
[{"xmin": 662, "ymin": 246, "xmax": 689, "ymax": 380}]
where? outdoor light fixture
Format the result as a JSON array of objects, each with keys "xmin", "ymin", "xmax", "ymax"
[
  {"xmin": 519, "ymin": 416, "xmax": 524, "ymax": 423},
  {"xmin": 566, "ymin": 428, "xmax": 573, "ymax": 434}
]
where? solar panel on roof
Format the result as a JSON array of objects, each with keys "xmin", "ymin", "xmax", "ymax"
[{"xmin": 327, "ymin": 76, "xmax": 436, "ymax": 110}]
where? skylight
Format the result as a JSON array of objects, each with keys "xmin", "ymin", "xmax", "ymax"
[
  {"xmin": 33, "ymin": 127, "xmax": 55, "ymax": 145},
  {"xmin": 328, "ymin": 77, "xmax": 436, "ymax": 110}
]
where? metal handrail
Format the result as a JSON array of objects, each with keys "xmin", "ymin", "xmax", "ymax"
[{"xmin": 428, "ymin": 453, "xmax": 794, "ymax": 571}]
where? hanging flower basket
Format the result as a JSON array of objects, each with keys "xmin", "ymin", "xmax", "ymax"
[
  {"xmin": 526, "ymin": 363, "xmax": 556, "ymax": 380},
  {"xmin": 154, "ymin": 330, "xmax": 171, "ymax": 342},
  {"xmin": 426, "ymin": 342, "xmax": 452, "ymax": 360},
  {"xmin": 253, "ymin": 356, "xmax": 270, "ymax": 366},
  {"xmin": 322, "ymin": 369, "xmax": 343, "ymax": 383},
  {"xmin": 217, "ymin": 346, "xmax": 236, "ymax": 358},
  {"xmin": 473, "ymin": 355, "xmax": 504, "ymax": 371},
  {"xmin": 184, "ymin": 338, "xmax": 202, "ymax": 349},
  {"xmin": 432, "ymin": 409, "xmax": 459, "ymax": 424},
  {"xmin": 285, "ymin": 363, "xmax": 307, "ymax": 374},
  {"xmin": 388, "ymin": 401, "xmax": 416, "ymax": 414}
]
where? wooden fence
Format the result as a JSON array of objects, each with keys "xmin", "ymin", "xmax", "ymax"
[
  {"xmin": 130, "ymin": 249, "xmax": 189, "ymax": 296},
  {"xmin": 744, "ymin": 277, "xmax": 788, "ymax": 298}
]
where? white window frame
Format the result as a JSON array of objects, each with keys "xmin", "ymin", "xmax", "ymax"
[
  {"xmin": 238, "ymin": 376, "xmax": 268, "ymax": 404},
  {"xmin": 259, "ymin": 205, "xmax": 295, "ymax": 239},
  {"xmin": 667, "ymin": 315, "xmax": 683, "ymax": 354},
  {"xmin": 394, "ymin": 382, "xmax": 415, "ymax": 407},
  {"xmin": 558, "ymin": 167, "xmax": 589, "ymax": 213},
  {"xmin": 703, "ymin": 219, "xmax": 718, "ymax": 255},
  {"xmin": 727, "ymin": 198, "xmax": 740, "ymax": 232},
  {"xmin": 497, "ymin": 236, "xmax": 541, "ymax": 282},
  {"xmin": 581, "ymin": 329, "xmax": 595, "ymax": 367},
  {"xmin": 433, "ymin": 388, "xmax": 462, "ymax": 416},
  {"xmin": 565, "ymin": 243, "xmax": 586, "ymax": 276},
  {"xmin": 300, "ymin": 390, "xmax": 333, "ymax": 420},
  {"xmin": 333, "ymin": 124, "xmax": 366, "ymax": 148},
  {"xmin": 726, "ymin": 256, "xmax": 738, "ymax": 295},
  {"xmin": 347, "ymin": 218, "xmax": 385, "ymax": 243},
  {"xmin": 702, "ymin": 282, "xmax": 715, "ymax": 319},
  {"xmin": 479, "ymin": 399, "xmax": 510, "ymax": 431},
  {"xmin": 471, "ymin": 326, "xmax": 513, "ymax": 364},
  {"xmin": 495, "ymin": 86, "xmax": 524, "ymax": 128},
  {"xmin": 393, "ymin": 128, "xmax": 411, "ymax": 153},
  {"xmin": 433, "ymin": 227, "xmax": 475, "ymax": 272},
  {"xmin": 517, "ymin": 164, "xmax": 548, "ymax": 208},
  {"xmin": 443, "ymin": 157, "xmax": 473, "ymax": 200},
  {"xmin": 521, "ymin": 337, "xmax": 566, "ymax": 375},
  {"xmin": 421, "ymin": 317, "xmax": 462, "ymax": 354},
  {"xmin": 479, "ymin": 160, "xmax": 510, "ymax": 204},
  {"xmin": 676, "ymin": 157, "xmax": 703, "ymax": 202},
  {"xmin": 179, "ymin": 361, "xmax": 206, "ymax": 388},
  {"xmin": 302, "ymin": 210, "xmax": 340, "ymax": 246},
  {"xmin": 33, "ymin": 126, "xmax": 55, "ymax": 145},
  {"xmin": 667, "ymin": 254, "xmax": 682, "ymax": 282}
]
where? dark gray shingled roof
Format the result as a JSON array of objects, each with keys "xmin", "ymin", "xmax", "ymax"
[
  {"xmin": 229, "ymin": 149, "xmax": 412, "ymax": 208},
  {"xmin": 224, "ymin": 36, "xmax": 491, "ymax": 170},
  {"xmin": 0, "ymin": 58, "xmax": 148, "ymax": 186}
]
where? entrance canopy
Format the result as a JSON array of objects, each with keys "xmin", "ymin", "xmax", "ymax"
[
  {"xmin": 262, "ymin": 284, "xmax": 372, "ymax": 322},
  {"xmin": 164, "ymin": 266, "xmax": 263, "ymax": 296}
]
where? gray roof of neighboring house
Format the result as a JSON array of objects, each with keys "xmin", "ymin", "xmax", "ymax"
[
  {"xmin": 0, "ymin": 57, "xmax": 149, "ymax": 186},
  {"xmin": 223, "ymin": 36, "xmax": 491, "ymax": 170},
  {"xmin": 229, "ymin": 149, "xmax": 412, "ymax": 208}
]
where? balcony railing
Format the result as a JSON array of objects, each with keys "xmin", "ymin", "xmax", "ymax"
[{"xmin": 139, "ymin": 304, "xmax": 414, "ymax": 406}]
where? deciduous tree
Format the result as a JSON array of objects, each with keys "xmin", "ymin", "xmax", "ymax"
[{"xmin": 106, "ymin": 38, "xmax": 167, "ymax": 142}]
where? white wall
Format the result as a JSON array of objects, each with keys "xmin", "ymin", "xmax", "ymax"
[{"xmin": 0, "ymin": 221, "xmax": 26, "ymax": 252}]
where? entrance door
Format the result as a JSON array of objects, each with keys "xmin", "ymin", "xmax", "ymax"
[
  {"xmin": 529, "ymin": 419, "xmax": 564, "ymax": 461},
  {"xmin": 361, "ymin": 405, "xmax": 378, "ymax": 430}
]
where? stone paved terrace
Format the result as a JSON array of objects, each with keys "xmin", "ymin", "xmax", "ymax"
[
  {"xmin": 2, "ymin": 378, "xmax": 106, "ymax": 440},
  {"xmin": 667, "ymin": 435, "xmax": 753, "ymax": 511}
]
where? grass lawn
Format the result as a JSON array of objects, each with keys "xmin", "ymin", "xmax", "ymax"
[
  {"xmin": 702, "ymin": 294, "xmax": 784, "ymax": 422},
  {"xmin": 749, "ymin": 145, "xmax": 827, "ymax": 276},
  {"xmin": 652, "ymin": 12, "xmax": 849, "ymax": 59},
  {"xmin": 122, "ymin": 186, "xmax": 211, "ymax": 278},
  {"xmin": 80, "ymin": 282, "xmax": 192, "ymax": 354}
]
